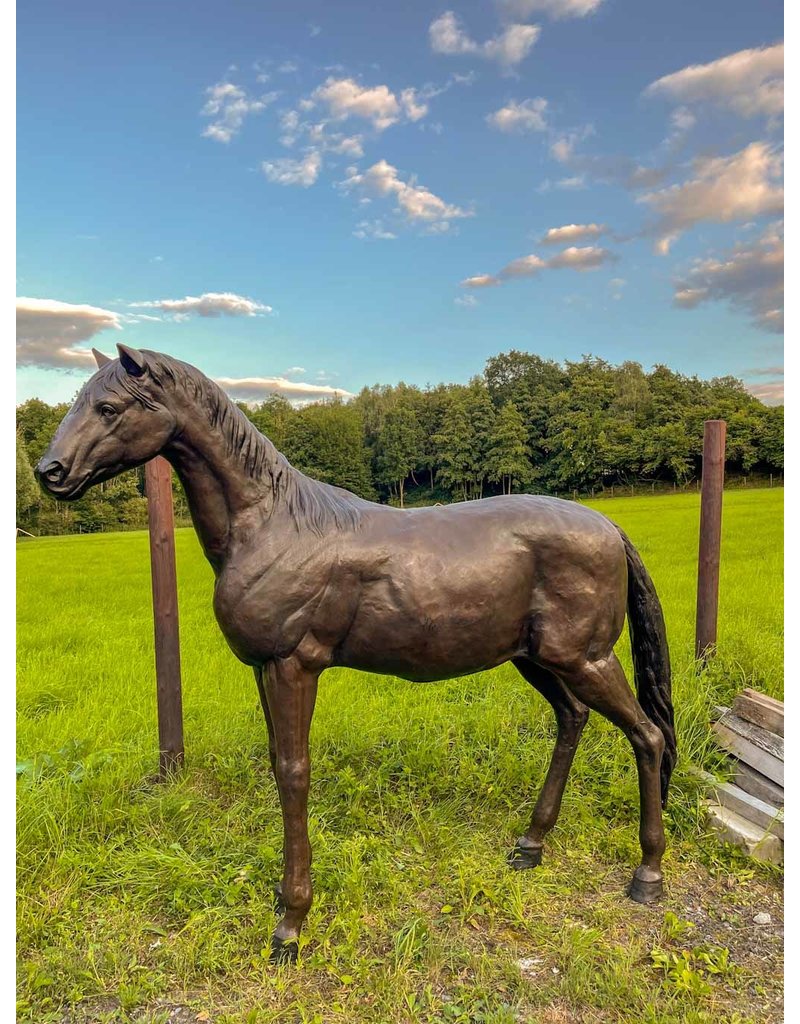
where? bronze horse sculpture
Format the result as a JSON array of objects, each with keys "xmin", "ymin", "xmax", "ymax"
[{"xmin": 37, "ymin": 344, "xmax": 676, "ymax": 964}]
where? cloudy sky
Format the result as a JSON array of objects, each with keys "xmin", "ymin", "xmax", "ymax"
[{"xmin": 17, "ymin": 0, "xmax": 783, "ymax": 406}]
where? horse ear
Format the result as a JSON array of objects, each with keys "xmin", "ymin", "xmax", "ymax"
[
  {"xmin": 117, "ymin": 343, "xmax": 147, "ymax": 377},
  {"xmin": 92, "ymin": 348, "xmax": 113, "ymax": 368}
]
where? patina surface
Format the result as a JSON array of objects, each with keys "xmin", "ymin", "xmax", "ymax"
[{"xmin": 37, "ymin": 345, "xmax": 677, "ymax": 964}]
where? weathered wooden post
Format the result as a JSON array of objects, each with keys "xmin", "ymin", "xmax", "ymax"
[
  {"xmin": 695, "ymin": 419, "xmax": 726, "ymax": 663},
  {"xmin": 145, "ymin": 456, "xmax": 184, "ymax": 777},
  {"xmin": 92, "ymin": 349, "xmax": 184, "ymax": 777}
]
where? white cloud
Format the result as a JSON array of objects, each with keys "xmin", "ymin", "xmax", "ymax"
[
  {"xmin": 216, "ymin": 376, "xmax": 353, "ymax": 402},
  {"xmin": 16, "ymin": 297, "xmax": 122, "ymax": 369},
  {"xmin": 538, "ymin": 173, "xmax": 590, "ymax": 192},
  {"xmin": 498, "ymin": 0, "xmax": 603, "ymax": 19},
  {"xmin": 486, "ymin": 97, "xmax": 547, "ymax": 133},
  {"xmin": 353, "ymin": 219, "xmax": 397, "ymax": 240},
  {"xmin": 672, "ymin": 224, "xmax": 783, "ymax": 333},
  {"xmin": 644, "ymin": 43, "xmax": 784, "ymax": 118},
  {"xmin": 262, "ymin": 150, "xmax": 323, "ymax": 187},
  {"xmin": 669, "ymin": 106, "xmax": 696, "ymax": 134},
  {"xmin": 429, "ymin": 12, "xmax": 540, "ymax": 70},
  {"xmin": 501, "ymin": 254, "xmax": 548, "ymax": 278},
  {"xmin": 745, "ymin": 381, "xmax": 783, "ymax": 405},
  {"xmin": 540, "ymin": 223, "xmax": 608, "ymax": 244},
  {"xmin": 455, "ymin": 294, "xmax": 479, "ymax": 307},
  {"xmin": 131, "ymin": 292, "xmax": 272, "ymax": 318},
  {"xmin": 638, "ymin": 142, "xmax": 783, "ymax": 251},
  {"xmin": 546, "ymin": 246, "xmax": 613, "ymax": 270},
  {"xmin": 323, "ymin": 133, "xmax": 364, "ymax": 157},
  {"xmin": 201, "ymin": 82, "xmax": 277, "ymax": 143},
  {"xmin": 341, "ymin": 160, "xmax": 472, "ymax": 227},
  {"xmin": 462, "ymin": 245, "xmax": 615, "ymax": 288},
  {"xmin": 279, "ymin": 109, "xmax": 364, "ymax": 159},
  {"xmin": 309, "ymin": 77, "xmax": 424, "ymax": 131},
  {"xmin": 461, "ymin": 274, "xmax": 501, "ymax": 288},
  {"xmin": 400, "ymin": 87, "xmax": 429, "ymax": 122}
]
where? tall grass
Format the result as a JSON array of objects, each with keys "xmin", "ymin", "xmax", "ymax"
[{"xmin": 17, "ymin": 489, "xmax": 783, "ymax": 1023}]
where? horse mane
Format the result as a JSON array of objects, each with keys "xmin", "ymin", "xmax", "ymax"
[{"xmin": 107, "ymin": 352, "xmax": 364, "ymax": 535}]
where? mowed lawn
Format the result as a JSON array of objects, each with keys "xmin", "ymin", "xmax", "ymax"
[{"xmin": 17, "ymin": 489, "xmax": 783, "ymax": 1024}]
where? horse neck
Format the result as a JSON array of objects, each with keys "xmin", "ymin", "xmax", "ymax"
[{"xmin": 161, "ymin": 385, "xmax": 278, "ymax": 572}]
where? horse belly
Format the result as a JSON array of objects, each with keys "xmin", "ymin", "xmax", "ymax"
[{"xmin": 337, "ymin": 569, "xmax": 531, "ymax": 682}]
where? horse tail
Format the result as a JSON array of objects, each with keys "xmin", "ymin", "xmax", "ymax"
[{"xmin": 616, "ymin": 526, "xmax": 676, "ymax": 807}]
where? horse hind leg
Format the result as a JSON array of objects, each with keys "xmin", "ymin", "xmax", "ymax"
[
  {"xmin": 508, "ymin": 659, "xmax": 589, "ymax": 870},
  {"xmin": 552, "ymin": 651, "xmax": 666, "ymax": 903}
]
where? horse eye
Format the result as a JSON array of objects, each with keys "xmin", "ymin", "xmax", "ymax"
[{"xmin": 99, "ymin": 404, "xmax": 118, "ymax": 419}]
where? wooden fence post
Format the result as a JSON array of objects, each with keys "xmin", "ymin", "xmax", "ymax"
[
  {"xmin": 145, "ymin": 456, "xmax": 184, "ymax": 778},
  {"xmin": 695, "ymin": 420, "xmax": 726, "ymax": 663}
]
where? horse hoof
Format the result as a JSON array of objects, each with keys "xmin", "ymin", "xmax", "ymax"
[
  {"xmin": 628, "ymin": 871, "xmax": 663, "ymax": 904},
  {"xmin": 272, "ymin": 883, "xmax": 285, "ymax": 915},
  {"xmin": 269, "ymin": 934, "xmax": 298, "ymax": 966},
  {"xmin": 507, "ymin": 840, "xmax": 543, "ymax": 871}
]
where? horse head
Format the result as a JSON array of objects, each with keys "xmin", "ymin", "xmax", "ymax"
[{"xmin": 35, "ymin": 343, "xmax": 177, "ymax": 500}]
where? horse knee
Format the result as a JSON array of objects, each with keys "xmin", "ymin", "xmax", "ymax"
[{"xmin": 275, "ymin": 756, "xmax": 310, "ymax": 796}]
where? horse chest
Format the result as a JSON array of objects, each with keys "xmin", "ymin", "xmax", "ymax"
[{"xmin": 212, "ymin": 555, "xmax": 344, "ymax": 665}]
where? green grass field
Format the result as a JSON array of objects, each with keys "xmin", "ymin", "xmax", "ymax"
[{"xmin": 17, "ymin": 489, "xmax": 784, "ymax": 1024}]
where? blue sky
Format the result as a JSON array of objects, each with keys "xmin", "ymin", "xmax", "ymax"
[{"xmin": 16, "ymin": 0, "xmax": 783, "ymax": 406}]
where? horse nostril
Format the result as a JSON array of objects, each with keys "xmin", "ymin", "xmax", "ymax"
[{"xmin": 38, "ymin": 460, "xmax": 66, "ymax": 485}]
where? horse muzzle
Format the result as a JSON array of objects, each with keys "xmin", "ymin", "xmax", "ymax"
[
  {"xmin": 35, "ymin": 459, "xmax": 67, "ymax": 488},
  {"xmin": 34, "ymin": 458, "xmax": 89, "ymax": 499}
]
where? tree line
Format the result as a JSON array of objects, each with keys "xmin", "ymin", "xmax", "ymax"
[{"xmin": 16, "ymin": 351, "xmax": 784, "ymax": 534}]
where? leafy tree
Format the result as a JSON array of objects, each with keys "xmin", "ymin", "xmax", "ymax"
[
  {"xmin": 433, "ymin": 391, "xmax": 475, "ymax": 501},
  {"xmin": 642, "ymin": 422, "xmax": 694, "ymax": 483},
  {"xmin": 239, "ymin": 394, "xmax": 295, "ymax": 450},
  {"xmin": 16, "ymin": 398, "xmax": 71, "ymax": 464},
  {"xmin": 376, "ymin": 404, "xmax": 425, "ymax": 507},
  {"xmin": 463, "ymin": 380, "xmax": 497, "ymax": 499},
  {"xmin": 284, "ymin": 399, "xmax": 375, "ymax": 498},
  {"xmin": 16, "ymin": 430, "xmax": 38, "ymax": 524},
  {"xmin": 484, "ymin": 351, "xmax": 565, "ymax": 475},
  {"xmin": 486, "ymin": 402, "xmax": 530, "ymax": 494},
  {"xmin": 757, "ymin": 406, "xmax": 784, "ymax": 470}
]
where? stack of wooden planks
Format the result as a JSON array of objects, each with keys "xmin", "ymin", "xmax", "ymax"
[{"xmin": 704, "ymin": 689, "xmax": 784, "ymax": 866}]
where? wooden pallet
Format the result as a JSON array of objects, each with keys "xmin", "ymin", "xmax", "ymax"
[{"xmin": 705, "ymin": 691, "xmax": 783, "ymax": 866}]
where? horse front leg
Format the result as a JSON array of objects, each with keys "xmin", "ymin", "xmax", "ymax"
[
  {"xmin": 263, "ymin": 656, "xmax": 319, "ymax": 964},
  {"xmin": 253, "ymin": 666, "xmax": 277, "ymax": 776},
  {"xmin": 255, "ymin": 666, "xmax": 288, "ymax": 914}
]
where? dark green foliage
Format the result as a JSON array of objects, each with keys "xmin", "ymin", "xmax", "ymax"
[
  {"xmin": 283, "ymin": 399, "xmax": 375, "ymax": 499},
  {"xmin": 16, "ymin": 351, "xmax": 784, "ymax": 533},
  {"xmin": 376, "ymin": 404, "xmax": 426, "ymax": 507},
  {"xmin": 16, "ymin": 429, "xmax": 38, "ymax": 523},
  {"xmin": 486, "ymin": 403, "xmax": 530, "ymax": 494}
]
